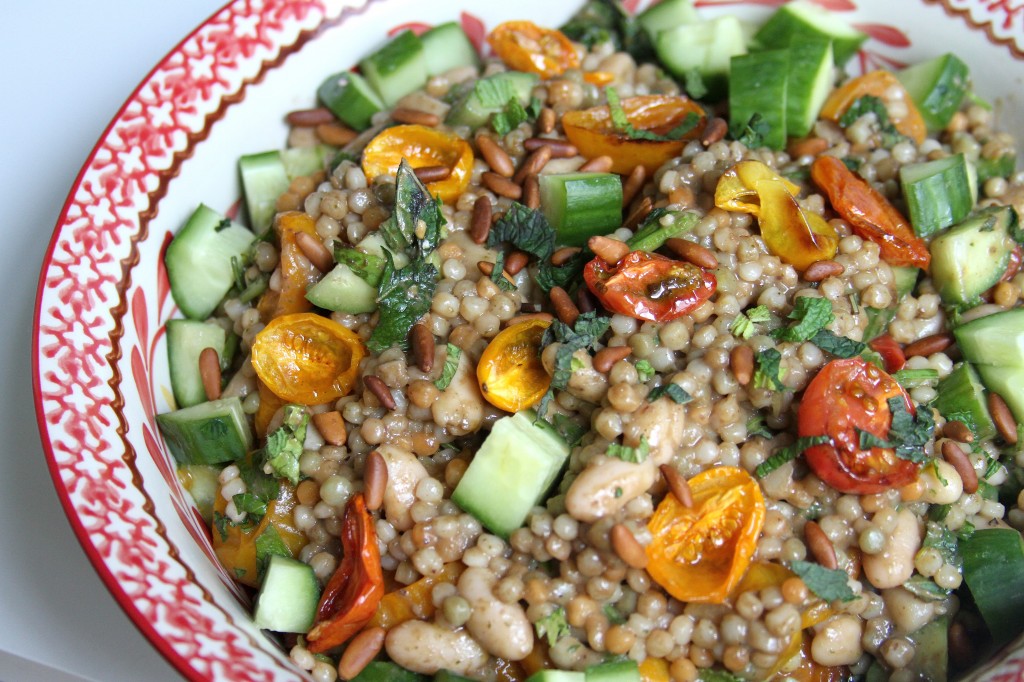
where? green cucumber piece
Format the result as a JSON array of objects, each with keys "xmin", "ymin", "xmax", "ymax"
[
  {"xmin": 318, "ymin": 71, "xmax": 385, "ymax": 131},
  {"xmin": 445, "ymin": 71, "xmax": 539, "ymax": 130},
  {"xmin": 239, "ymin": 151, "xmax": 290, "ymax": 235},
  {"xmin": 975, "ymin": 363, "xmax": 1024, "ymax": 426},
  {"xmin": 305, "ymin": 263, "xmax": 378, "ymax": 314},
  {"xmin": 357, "ymin": 232, "xmax": 410, "ymax": 269},
  {"xmin": 584, "ymin": 660, "xmax": 641, "ymax": 682},
  {"xmin": 252, "ymin": 555, "xmax": 320, "ymax": 632},
  {"xmin": 334, "ymin": 247, "xmax": 386, "ymax": 288},
  {"xmin": 754, "ymin": 0, "xmax": 867, "ymax": 65},
  {"xmin": 900, "ymin": 153, "xmax": 975, "ymax": 238},
  {"xmin": 627, "ymin": 210, "xmax": 699, "ymax": 253},
  {"xmin": 451, "ymin": 410, "xmax": 571, "ymax": 538},
  {"xmin": 929, "ymin": 205, "xmax": 1017, "ymax": 305},
  {"xmin": 165, "ymin": 205, "xmax": 257, "ymax": 320},
  {"xmin": 931, "ymin": 363, "xmax": 997, "ymax": 440},
  {"xmin": 166, "ymin": 319, "xmax": 227, "ymax": 408},
  {"xmin": 280, "ymin": 145, "xmax": 333, "ymax": 178},
  {"xmin": 785, "ymin": 39, "xmax": 834, "ymax": 139},
  {"xmin": 955, "ymin": 307, "xmax": 1024, "ymax": 368},
  {"xmin": 355, "ymin": 662, "xmax": 428, "ymax": 682},
  {"xmin": 179, "ymin": 464, "xmax": 221, "ymax": 524},
  {"xmin": 156, "ymin": 396, "xmax": 253, "ymax": 466},
  {"xmin": 420, "ymin": 21, "xmax": 480, "ymax": 77},
  {"xmin": 905, "ymin": 615, "xmax": 951, "ymax": 682},
  {"xmin": 636, "ymin": 0, "xmax": 698, "ymax": 39},
  {"xmin": 897, "ymin": 53, "xmax": 970, "ymax": 131},
  {"xmin": 893, "ymin": 266, "xmax": 920, "ymax": 298},
  {"xmin": 360, "ymin": 30, "xmax": 429, "ymax": 107},
  {"xmin": 728, "ymin": 49, "xmax": 789, "ymax": 150},
  {"xmin": 527, "ymin": 671, "xmax": 586, "ymax": 682},
  {"xmin": 960, "ymin": 528, "xmax": 1024, "ymax": 648},
  {"xmin": 655, "ymin": 16, "xmax": 747, "ymax": 101},
  {"xmin": 539, "ymin": 172, "xmax": 623, "ymax": 247}
]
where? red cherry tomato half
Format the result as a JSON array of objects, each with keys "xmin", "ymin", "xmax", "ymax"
[
  {"xmin": 868, "ymin": 334, "xmax": 906, "ymax": 373},
  {"xmin": 583, "ymin": 250, "xmax": 717, "ymax": 323},
  {"xmin": 798, "ymin": 357, "xmax": 922, "ymax": 494}
]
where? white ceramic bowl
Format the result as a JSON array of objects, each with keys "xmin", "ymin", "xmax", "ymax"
[{"xmin": 33, "ymin": 1, "xmax": 1024, "ymax": 679}]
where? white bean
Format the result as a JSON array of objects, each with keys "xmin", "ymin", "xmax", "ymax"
[
  {"xmin": 377, "ymin": 444, "xmax": 429, "ymax": 531},
  {"xmin": 919, "ymin": 459, "xmax": 963, "ymax": 505},
  {"xmin": 385, "ymin": 620, "xmax": 488, "ymax": 675},
  {"xmin": 431, "ymin": 352, "xmax": 485, "ymax": 436},
  {"xmin": 883, "ymin": 587, "xmax": 935, "ymax": 634},
  {"xmin": 566, "ymin": 351, "xmax": 608, "ymax": 404},
  {"xmin": 621, "ymin": 397, "xmax": 687, "ymax": 465},
  {"xmin": 863, "ymin": 508, "xmax": 921, "ymax": 589},
  {"xmin": 811, "ymin": 615, "xmax": 864, "ymax": 666},
  {"xmin": 458, "ymin": 567, "xmax": 533, "ymax": 660},
  {"xmin": 565, "ymin": 456, "xmax": 657, "ymax": 522}
]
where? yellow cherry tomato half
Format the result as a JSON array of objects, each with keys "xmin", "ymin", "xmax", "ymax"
[
  {"xmin": 477, "ymin": 318, "xmax": 551, "ymax": 412},
  {"xmin": 251, "ymin": 312, "xmax": 366, "ymax": 404},
  {"xmin": 820, "ymin": 70, "xmax": 927, "ymax": 145},
  {"xmin": 488, "ymin": 21, "xmax": 580, "ymax": 79},
  {"xmin": 362, "ymin": 124, "xmax": 473, "ymax": 203},
  {"xmin": 562, "ymin": 94, "xmax": 706, "ymax": 174}
]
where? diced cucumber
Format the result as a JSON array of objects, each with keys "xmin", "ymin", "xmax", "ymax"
[
  {"xmin": 897, "ymin": 53, "xmax": 970, "ymax": 132},
  {"xmin": 961, "ymin": 528, "xmax": 1024, "ymax": 648},
  {"xmin": 357, "ymin": 232, "xmax": 410, "ymax": 269},
  {"xmin": 166, "ymin": 319, "xmax": 227, "ymax": 408},
  {"xmin": 893, "ymin": 266, "xmax": 919, "ymax": 298},
  {"xmin": 252, "ymin": 555, "xmax": 320, "ymax": 633},
  {"xmin": 728, "ymin": 49, "xmax": 789, "ymax": 150},
  {"xmin": 584, "ymin": 660, "xmax": 641, "ymax": 682},
  {"xmin": 655, "ymin": 16, "xmax": 747, "ymax": 101},
  {"xmin": 355, "ymin": 662, "xmax": 428, "ymax": 682},
  {"xmin": 420, "ymin": 21, "xmax": 480, "ymax": 77},
  {"xmin": 239, "ymin": 151, "xmax": 289, "ymax": 235},
  {"xmin": 305, "ymin": 263, "xmax": 378, "ymax": 314},
  {"xmin": 318, "ymin": 70, "xmax": 385, "ymax": 131},
  {"xmin": 539, "ymin": 172, "xmax": 623, "ymax": 247},
  {"xmin": 905, "ymin": 615, "xmax": 950, "ymax": 682},
  {"xmin": 156, "ymin": 396, "xmax": 253, "ymax": 466},
  {"xmin": 956, "ymin": 307, "xmax": 1024, "ymax": 368},
  {"xmin": 360, "ymin": 30, "xmax": 429, "ymax": 107},
  {"xmin": 445, "ymin": 71, "xmax": 539, "ymax": 130},
  {"xmin": 280, "ymin": 145, "xmax": 333, "ymax": 179},
  {"xmin": 900, "ymin": 153, "xmax": 975, "ymax": 238},
  {"xmin": 785, "ymin": 39, "xmax": 834, "ymax": 138},
  {"xmin": 636, "ymin": 0, "xmax": 698, "ymax": 39},
  {"xmin": 165, "ymin": 204, "xmax": 257, "ymax": 320},
  {"xmin": 754, "ymin": 0, "xmax": 867, "ymax": 65},
  {"xmin": 334, "ymin": 247, "xmax": 387, "ymax": 288},
  {"xmin": 975, "ymin": 364, "xmax": 1024, "ymax": 426},
  {"xmin": 451, "ymin": 410, "xmax": 571, "ymax": 538},
  {"xmin": 862, "ymin": 306, "xmax": 896, "ymax": 342},
  {"xmin": 932, "ymin": 363, "xmax": 997, "ymax": 440},
  {"xmin": 929, "ymin": 205, "xmax": 1017, "ymax": 305},
  {"xmin": 179, "ymin": 464, "xmax": 221, "ymax": 524},
  {"xmin": 527, "ymin": 671, "xmax": 586, "ymax": 682}
]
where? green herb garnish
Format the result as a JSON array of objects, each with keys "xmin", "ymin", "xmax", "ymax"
[
  {"xmin": 265, "ymin": 405, "xmax": 308, "ymax": 485},
  {"xmin": 647, "ymin": 382, "xmax": 692, "ymax": 404},
  {"xmin": 811, "ymin": 329, "xmax": 866, "ymax": 358},
  {"xmin": 755, "ymin": 435, "xmax": 829, "ymax": 477},
  {"xmin": 754, "ymin": 348, "xmax": 786, "ymax": 390},
  {"xmin": 367, "ymin": 253, "xmax": 438, "ymax": 354},
  {"xmin": 534, "ymin": 607, "xmax": 571, "ymax": 646},
  {"xmin": 733, "ymin": 112, "xmax": 770, "ymax": 148},
  {"xmin": 606, "ymin": 436, "xmax": 649, "ymax": 463},
  {"xmin": 634, "ymin": 359, "xmax": 655, "ymax": 382},
  {"xmin": 536, "ymin": 312, "xmax": 611, "ymax": 418},
  {"xmin": 435, "ymin": 343, "xmax": 462, "ymax": 390},
  {"xmin": 254, "ymin": 525, "xmax": 292, "ymax": 582},
  {"xmin": 773, "ymin": 297, "xmax": 834, "ymax": 343},
  {"xmin": 607, "ymin": 87, "xmax": 700, "ymax": 141},
  {"xmin": 790, "ymin": 560, "xmax": 857, "ymax": 602}
]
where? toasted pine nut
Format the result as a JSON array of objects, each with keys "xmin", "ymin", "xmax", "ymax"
[
  {"xmin": 470, "ymin": 196, "xmax": 492, "ymax": 245},
  {"xmin": 730, "ymin": 345, "xmax": 754, "ymax": 386},
  {"xmin": 943, "ymin": 419, "xmax": 974, "ymax": 443},
  {"xmin": 589, "ymin": 235, "xmax": 630, "ymax": 264},
  {"xmin": 988, "ymin": 391, "xmax": 1019, "ymax": 444},
  {"xmin": 903, "ymin": 332, "xmax": 953, "ymax": 358},
  {"xmin": 665, "ymin": 238, "xmax": 717, "ymax": 270},
  {"xmin": 413, "ymin": 165, "xmax": 452, "ymax": 184},
  {"xmin": 579, "ymin": 155, "xmax": 614, "ymax": 173},
  {"xmin": 199, "ymin": 347, "xmax": 222, "ymax": 401},
  {"xmin": 700, "ymin": 117, "xmax": 728, "ymax": 146},
  {"xmin": 476, "ymin": 135, "xmax": 515, "ymax": 177},
  {"xmin": 363, "ymin": 451, "xmax": 388, "ymax": 512},
  {"xmin": 787, "ymin": 136, "xmax": 830, "ymax": 158},
  {"xmin": 550, "ymin": 286, "xmax": 580, "ymax": 327},
  {"xmin": 538, "ymin": 107, "xmax": 557, "ymax": 134},
  {"xmin": 623, "ymin": 196, "xmax": 653, "ymax": 231},
  {"xmin": 523, "ymin": 174, "xmax": 540, "ymax": 210},
  {"xmin": 315, "ymin": 122, "xmax": 358, "ymax": 146},
  {"xmin": 804, "ymin": 520, "xmax": 838, "ymax": 570},
  {"xmin": 391, "ymin": 107, "xmax": 440, "ymax": 127},
  {"xmin": 660, "ymin": 464, "xmax": 693, "ymax": 508},
  {"xmin": 312, "ymin": 411, "xmax": 347, "ymax": 447},
  {"xmin": 593, "ymin": 346, "xmax": 632, "ymax": 373},
  {"xmin": 338, "ymin": 627, "xmax": 386, "ymax": 679},
  {"xmin": 621, "ymin": 164, "xmax": 647, "ymax": 208},
  {"xmin": 294, "ymin": 231, "xmax": 334, "ymax": 273},
  {"xmin": 803, "ymin": 259, "xmax": 845, "ymax": 282},
  {"xmin": 286, "ymin": 107, "xmax": 336, "ymax": 127},
  {"xmin": 482, "ymin": 172, "xmax": 522, "ymax": 200},
  {"xmin": 941, "ymin": 440, "xmax": 978, "ymax": 494},
  {"xmin": 551, "ymin": 246, "xmax": 582, "ymax": 266},
  {"xmin": 524, "ymin": 137, "xmax": 578, "ymax": 158},
  {"xmin": 410, "ymin": 323, "xmax": 435, "ymax": 373},
  {"xmin": 505, "ymin": 312, "xmax": 554, "ymax": 328},
  {"xmin": 610, "ymin": 524, "xmax": 648, "ymax": 569},
  {"xmin": 505, "ymin": 250, "xmax": 529, "ymax": 276},
  {"xmin": 514, "ymin": 145, "xmax": 553, "ymax": 184},
  {"xmin": 364, "ymin": 375, "xmax": 396, "ymax": 411}
]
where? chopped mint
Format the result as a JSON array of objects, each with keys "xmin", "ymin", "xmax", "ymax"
[
  {"xmin": 265, "ymin": 405, "xmax": 308, "ymax": 485},
  {"xmin": 534, "ymin": 606, "xmax": 571, "ymax": 646},
  {"xmin": 435, "ymin": 344, "xmax": 462, "ymax": 391},
  {"xmin": 606, "ymin": 436, "xmax": 649, "ymax": 463},
  {"xmin": 790, "ymin": 560, "xmax": 856, "ymax": 602}
]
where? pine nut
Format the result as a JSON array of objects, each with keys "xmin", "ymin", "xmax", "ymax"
[
  {"xmin": 588, "ymin": 235, "xmax": 630, "ymax": 264},
  {"xmin": 410, "ymin": 323, "xmax": 435, "ymax": 373},
  {"xmin": 621, "ymin": 164, "xmax": 647, "ymax": 208},
  {"xmin": 315, "ymin": 122, "xmax": 358, "ymax": 146},
  {"xmin": 669, "ymin": 185, "xmax": 695, "ymax": 208},
  {"xmin": 312, "ymin": 411, "xmax": 347, "ymax": 447},
  {"xmin": 506, "ymin": 312, "xmax": 554, "ymax": 328},
  {"xmin": 477, "ymin": 260, "xmax": 515, "ymax": 287},
  {"xmin": 505, "ymin": 250, "xmax": 529, "ymax": 276},
  {"xmin": 199, "ymin": 347, "xmax": 222, "ymax": 401},
  {"xmin": 514, "ymin": 145, "xmax": 552, "ymax": 184},
  {"xmin": 941, "ymin": 440, "xmax": 979, "ymax": 494},
  {"xmin": 551, "ymin": 246, "xmax": 581, "ymax": 266},
  {"xmin": 659, "ymin": 464, "xmax": 693, "ymax": 508},
  {"xmin": 803, "ymin": 259, "xmax": 845, "ymax": 282},
  {"xmin": 470, "ymin": 196, "xmax": 492, "ymax": 245},
  {"xmin": 610, "ymin": 524, "xmax": 648, "ymax": 569},
  {"xmin": 988, "ymin": 391, "xmax": 1019, "ymax": 444},
  {"xmin": 413, "ymin": 165, "xmax": 452, "ymax": 184},
  {"xmin": 482, "ymin": 172, "xmax": 522, "ymax": 200},
  {"xmin": 294, "ymin": 231, "xmax": 334, "ymax": 273},
  {"xmin": 523, "ymin": 173, "xmax": 540, "ymax": 209},
  {"xmin": 476, "ymin": 135, "xmax": 515, "ymax": 177},
  {"xmin": 285, "ymin": 107, "xmax": 336, "ymax": 127},
  {"xmin": 700, "ymin": 117, "xmax": 728, "ymax": 146},
  {"xmin": 364, "ymin": 375, "xmax": 396, "ymax": 411},
  {"xmin": 665, "ymin": 238, "xmax": 717, "ymax": 270},
  {"xmin": 579, "ymin": 155, "xmax": 614, "ymax": 173},
  {"xmin": 903, "ymin": 332, "xmax": 953, "ymax": 358},
  {"xmin": 550, "ymin": 286, "xmax": 580, "ymax": 327},
  {"xmin": 593, "ymin": 346, "xmax": 632, "ymax": 373},
  {"xmin": 391, "ymin": 107, "xmax": 440, "ymax": 127},
  {"xmin": 524, "ymin": 137, "xmax": 578, "ymax": 158},
  {"xmin": 730, "ymin": 345, "xmax": 754, "ymax": 386},
  {"xmin": 943, "ymin": 419, "xmax": 974, "ymax": 443},
  {"xmin": 363, "ymin": 451, "xmax": 388, "ymax": 512},
  {"xmin": 538, "ymin": 107, "xmax": 557, "ymax": 134},
  {"xmin": 804, "ymin": 520, "xmax": 838, "ymax": 570},
  {"xmin": 623, "ymin": 196, "xmax": 653, "ymax": 230},
  {"xmin": 338, "ymin": 627, "xmax": 386, "ymax": 679},
  {"xmin": 787, "ymin": 137, "xmax": 830, "ymax": 158}
]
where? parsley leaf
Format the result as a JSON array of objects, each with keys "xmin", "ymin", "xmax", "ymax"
[
  {"xmin": 265, "ymin": 405, "xmax": 308, "ymax": 485},
  {"xmin": 634, "ymin": 359, "xmax": 655, "ymax": 382},
  {"xmin": 811, "ymin": 329, "xmax": 866, "ymax": 358},
  {"xmin": 754, "ymin": 348, "xmax": 786, "ymax": 390},
  {"xmin": 756, "ymin": 435, "xmax": 829, "ymax": 477},
  {"xmin": 534, "ymin": 607, "xmax": 571, "ymax": 646},
  {"xmin": 254, "ymin": 525, "xmax": 292, "ymax": 582},
  {"xmin": 746, "ymin": 413, "xmax": 773, "ymax": 439},
  {"xmin": 773, "ymin": 297, "xmax": 834, "ymax": 343},
  {"xmin": 606, "ymin": 436, "xmax": 649, "ymax": 463},
  {"xmin": 368, "ymin": 253, "xmax": 438, "ymax": 354},
  {"xmin": 435, "ymin": 343, "xmax": 462, "ymax": 390},
  {"xmin": 554, "ymin": 414, "xmax": 587, "ymax": 447},
  {"xmin": 536, "ymin": 312, "xmax": 611, "ymax": 418},
  {"xmin": 733, "ymin": 112, "xmax": 770, "ymax": 148},
  {"xmin": 379, "ymin": 159, "xmax": 445, "ymax": 258},
  {"xmin": 606, "ymin": 87, "xmax": 700, "ymax": 142},
  {"xmin": 887, "ymin": 398, "xmax": 935, "ymax": 463},
  {"xmin": 647, "ymin": 383, "xmax": 693, "ymax": 404},
  {"xmin": 790, "ymin": 560, "xmax": 857, "ymax": 602}
]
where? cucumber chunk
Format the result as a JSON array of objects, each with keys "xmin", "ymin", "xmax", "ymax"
[
  {"xmin": 893, "ymin": 266, "xmax": 920, "ymax": 298},
  {"xmin": 961, "ymin": 528, "xmax": 1024, "ymax": 648},
  {"xmin": 584, "ymin": 660, "xmax": 641, "ymax": 682},
  {"xmin": 931, "ymin": 363, "xmax": 997, "ymax": 440},
  {"xmin": 360, "ymin": 30, "xmax": 429, "ymax": 107},
  {"xmin": 900, "ymin": 153, "xmax": 975, "ymax": 238},
  {"xmin": 527, "ymin": 671, "xmax": 586, "ymax": 682},
  {"xmin": 754, "ymin": 0, "xmax": 867, "ymax": 65},
  {"xmin": 728, "ymin": 49, "xmax": 789, "ymax": 150},
  {"xmin": 165, "ymin": 204, "xmax": 256, "ymax": 321},
  {"xmin": 929, "ymin": 205, "xmax": 1017, "ymax": 305},
  {"xmin": 238, "ymin": 151, "xmax": 290, "ymax": 235},
  {"xmin": 445, "ymin": 71, "xmax": 539, "ymax": 130},
  {"xmin": 905, "ymin": 615, "xmax": 951, "ymax": 682},
  {"xmin": 355, "ymin": 662, "xmax": 428, "ymax": 682},
  {"xmin": 156, "ymin": 396, "xmax": 253, "ymax": 466},
  {"xmin": 539, "ymin": 172, "xmax": 623, "ymax": 247},
  {"xmin": 420, "ymin": 21, "xmax": 480, "ymax": 77},
  {"xmin": 252, "ymin": 555, "xmax": 320, "ymax": 633},
  {"xmin": 636, "ymin": 0, "xmax": 698, "ymax": 39},
  {"xmin": 318, "ymin": 70, "xmax": 385, "ymax": 131},
  {"xmin": 280, "ymin": 145, "xmax": 334, "ymax": 179},
  {"xmin": 956, "ymin": 307, "xmax": 1024, "ymax": 423},
  {"xmin": 305, "ymin": 263, "xmax": 378, "ymax": 314},
  {"xmin": 166, "ymin": 319, "xmax": 227, "ymax": 408},
  {"xmin": 451, "ymin": 410, "xmax": 571, "ymax": 538},
  {"xmin": 897, "ymin": 53, "xmax": 970, "ymax": 132},
  {"xmin": 655, "ymin": 16, "xmax": 747, "ymax": 101},
  {"xmin": 785, "ymin": 39, "xmax": 834, "ymax": 139}
]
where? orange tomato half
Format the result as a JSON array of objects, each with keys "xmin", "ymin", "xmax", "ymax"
[
  {"xmin": 362, "ymin": 124, "xmax": 473, "ymax": 203},
  {"xmin": 563, "ymin": 95, "xmax": 706, "ymax": 174},
  {"xmin": 820, "ymin": 70, "xmax": 927, "ymax": 145},
  {"xmin": 646, "ymin": 466, "xmax": 766, "ymax": 604},
  {"xmin": 477, "ymin": 318, "xmax": 552, "ymax": 412},
  {"xmin": 257, "ymin": 212, "xmax": 321, "ymax": 321},
  {"xmin": 488, "ymin": 21, "xmax": 579, "ymax": 79},
  {"xmin": 368, "ymin": 562, "xmax": 464, "ymax": 630}
]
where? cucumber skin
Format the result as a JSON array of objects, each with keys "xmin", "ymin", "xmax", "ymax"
[
  {"xmin": 636, "ymin": 0, "xmax": 698, "ymax": 38},
  {"xmin": 785, "ymin": 39, "xmax": 834, "ymax": 139},
  {"xmin": 960, "ymin": 528, "xmax": 1024, "ymax": 648},
  {"xmin": 753, "ymin": 0, "xmax": 867, "ymax": 65},
  {"xmin": 728, "ymin": 49, "xmax": 789, "ymax": 150},
  {"xmin": 156, "ymin": 396, "xmax": 253, "ymax": 466},
  {"xmin": 539, "ymin": 173, "xmax": 623, "ymax": 247},
  {"xmin": 252, "ymin": 555, "xmax": 320, "ymax": 633},
  {"xmin": 931, "ymin": 363, "xmax": 997, "ymax": 440},
  {"xmin": 897, "ymin": 53, "xmax": 970, "ymax": 131},
  {"xmin": 445, "ymin": 71, "xmax": 539, "ymax": 130},
  {"xmin": 655, "ymin": 16, "xmax": 747, "ymax": 101},
  {"xmin": 239, "ymin": 152, "xmax": 290, "ymax": 236},
  {"xmin": 305, "ymin": 263, "xmax": 378, "ymax": 314},
  {"xmin": 525, "ymin": 671, "xmax": 586, "ymax": 682},
  {"xmin": 420, "ymin": 21, "xmax": 480, "ymax": 77},
  {"xmin": 166, "ymin": 319, "xmax": 227, "ymax": 409},
  {"xmin": 900, "ymin": 154, "xmax": 975, "ymax": 238},
  {"xmin": 317, "ymin": 71, "xmax": 385, "ymax": 131},
  {"xmin": 359, "ymin": 30, "xmax": 428, "ymax": 107},
  {"xmin": 929, "ymin": 205, "xmax": 1016, "ymax": 305},
  {"xmin": 584, "ymin": 660, "xmax": 641, "ymax": 682},
  {"xmin": 955, "ymin": 307, "xmax": 1024, "ymax": 368}
]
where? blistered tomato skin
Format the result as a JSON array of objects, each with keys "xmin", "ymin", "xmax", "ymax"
[
  {"xmin": 819, "ymin": 70, "xmax": 927, "ymax": 145},
  {"xmin": 362, "ymin": 124, "xmax": 473, "ymax": 203},
  {"xmin": 487, "ymin": 21, "xmax": 579, "ymax": 79},
  {"xmin": 477, "ymin": 318, "xmax": 552, "ymax": 412}
]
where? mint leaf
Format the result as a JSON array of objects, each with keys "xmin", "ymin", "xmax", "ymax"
[
  {"xmin": 922, "ymin": 521, "xmax": 962, "ymax": 569},
  {"xmin": 368, "ymin": 252, "xmax": 438, "ymax": 354},
  {"xmin": 904, "ymin": 575, "xmax": 950, "ymax": 602},
  {"xmin": 487, "ymin": 202, "xmax": 556, "ymax": 263},
  {"xmin": 265, "ymin": 405, "xmax": 308, "ymax": 485},
  {"xmin": 733, "ymin": 112, "xmax": 770, "ymax": 148},
  {"xmin": 747, "ymin": 305, "xmax": 771, "ymax": 323},
  {"xmin": 606, "ymin": 436, "xmax": 649, "ymax": 463},
  {"xmin": 732, "ymin": 305, "xmax": 772, "ymax": 340},
  {"xmin": 536, "ymin": 311, "xmax": 611, "ymax": 419},
  {"xmin": 474, "ymin": 77, "xmax": 519, "ymax": 108},
  {"xmin": 213, "ymin": 511, "xmax": 231, "ymax": 542},
  {"xmin": 379, "ymin": 159, "xmax": 445, "ymax": 258},
  {"xmin": 756, "ymin": 435, "xmax": 829, "ymax": 478},
  {"xmin": 255, "ymin": 525, "xmax": 292, "ymax": 582},
  {"xmin": 334, "ymin": 247, "xmax": 386, "ymax": 287},
  {"xmin": 491, "ymin": 96, "xmax": 541, "ymax": 136},
  {"xmin": 488, "ymin": 251, "xmax": 517, "ymax": 292},
  {"xmin": 606, "ymin": 87, "xmax": 699, "ymax": 142},
  {"xmin": 773, "ymin": 297, "xmax": 834, "ymax": 343},
  {"xmin": 887, "ymin": 398, "xmax": 935, "ymax": 463},
  {"xmin": 534, "ymin": 607, "xmax": 570, "ymax": 646},
  {"xmin": 790, "ymin": 560, "xmax": 856, "ymax": 602},
  {"xmin": 746, "ymin": 413, "xmax": 772, "ymax": 439},
  {"xmin": 754, "ymin": 348, "xmax": 786, "ymax": 390},
  {"xmin": 236, "ymin": 454, "xmax": 280, "ymax": 523},
  {"xmin": 647, "ymin": 383, "xmax": 692, "ymax": 404},
  {"xmin": 435, "ymin": 343, "xmax": 462, "ymax": 390},
  {"xmin": 233, "ymin": 492, "xmax": 269, "ymax": 517},
  {"xmin": 857, "ymin": 428, "xmax": 892, "ymax": 450},
  {"xmin": 811, "ymin": 329, "xmax": 866, "ymax": 358}
]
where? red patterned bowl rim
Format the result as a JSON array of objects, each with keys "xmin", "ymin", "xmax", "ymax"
[{"xmin": 31, "ymin": 1, "xmax": 1024, "ymax": 680}]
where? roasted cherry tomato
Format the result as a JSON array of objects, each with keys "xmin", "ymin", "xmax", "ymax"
[
  {"xmin": 562, "ymin": 94, "xmax": 706, "ymax": 174},
  {"xmin": 257, "ymin": 212, "xmax": 321, "ymax": 321},
  {"xmin": 362, "ymin": 124, "xmax": 473, "ymax": 203},
  {"xmin": 477, "ymin": 318, "xmax": 552, "ymax": 412},
  {"xmin": 251, "ymin": 312, "xmax": 366, "ymax": 404},
  {"xmin": 799, "ymin": 357, "xmax": 923, "ymax": 494},
  {"xmin": 820, "ymin": 70, "xmax": 927, "ymax": 145},
  {"xmin": 868, "ymin": 334, "xmax": 906, "ymax": 373},
  {"xmin": 646, "ymin": 466, "xmax": 766, "ymax": 604},
  {"xmin": 368, "ymin": 562, "xmax": 464, "ymax": 630},
  {"xmin": 487, "ymin": 21, "xmax": 579, "ymax": 78},
  {"xmin": 811, "ymin": 156, "xmax": 931, "ymax": 270},
  {"xmin": 584, "ymin": 250, "xmax": 716, "ymax": 323}
]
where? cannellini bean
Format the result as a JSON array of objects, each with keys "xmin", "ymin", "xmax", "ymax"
[
  {"xmin": 621, "ymin": 397, "xmax": 687, "ymax": 465},
  {"xmin": 919, "ymin": 459, "xmax": 963, "ymax": 505},
  {"xmin": 395, "ymin": 91, "xmax": 450, "ymax": 118},
  {"xmin": 385, "ymin": 620, "xmax": 488, "ymax": 675},
  {"xmin": 863, "ymin": 508, "xmax": 921, "ymax": 589},
  {"xmin": 566, "ymin": 456, "xmax": 657, "ymax": 522},
  {"xmin": 566, "ymin": 350, "xmax": 608, "ymax": 404},
  {"xmin": 377, "ymin": 445, "xmax": 429, "ymax": 531},
  {"xmin": 458, "ymin": 567, "xmax": 533, "ymax": 660},
  {"xmin": 811, "ymin": 615, "xmax": 864, "ymax": 666},
  {"xmin": 431, "ymin": 353, "xmax": 485, "ymax": 436},
  {"xmin": 883, "ymin": 587, "xmax": 935, "ymax": 634}
]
